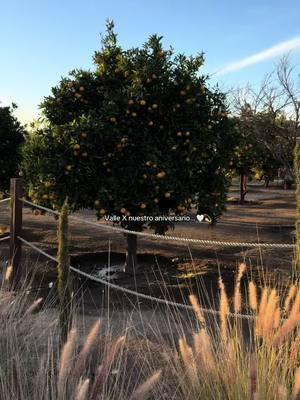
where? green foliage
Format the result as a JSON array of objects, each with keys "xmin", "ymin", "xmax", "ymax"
[
  {"xmin": 22, "ymin": 21, "xmax": 237, "ymax": 230},
  {"xmin": 231, "ymin": 106, "xmax": 282, "ymax": 184},
  {"xmin": 0, "ymin": 104, "xmax": 24, "ymax": 192},
  {"xmin": 230, "ymin": 105, "xmax": 261, "ymax": 176}
]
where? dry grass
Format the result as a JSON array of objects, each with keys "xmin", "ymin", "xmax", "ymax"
[{"xmin": 1, "ymin": 262, "xmax": 300, "ymax": 399}]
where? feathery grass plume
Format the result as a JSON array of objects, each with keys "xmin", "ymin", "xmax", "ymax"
[
  {"xmin": 274, "ymin": 307, "xmax": 281, "ymax": 329},
  {"xmin": 289, "ymin": 290, "xmax": 300, "ymax": 319},
  {"xmin": 249, "ymin": 355, "xmax": 257, "ymax": 400},
  {"xmin": 294, "ymin": 368, "xmax": 300, "ymax": 399},
  {"xmin": 57, "ymin": 199, "xmax": 72, "ymax": 345},
  {"xmin": 189, "ymin": 294, "xmax": 205, "ymax": 324},
  {"xmin": 248, "ymin": 281, "xmax": 257, "ymax": 311},
  {"xmin": 75, "ymin": 379, "xmax": 90, "ymax": 400},
  {"xmin": 179, "ymin": 337, "xmax": 197, "ymax": 382},
  {"xmin": 193, "ymin": 329, "xmax": 215, "ymax": 372},
  {"xmin": 284, "ymin": 285, "xmax": 297, "ymax": 313},
  {"xmin": 249, "ymin": 281, "xmax": 257, "ymax": 311},
  {"xmin": 91, "ymin": 336, "xmax": 125, "ymax": 400},
  {"xmin": 5, "ymin": 264, "xmax": 13, "ymax": 281},
  {"xmin": 73, "ymin": 319, "xmax": 101, "ymax": 377},
  {"xmin": 219, "ymin": 277, "xmax": 229, "ymax": 340},
  {"xmin": 129, "ymin": 370, "xmax": 162, "ymax": 400},
  {"xmin": 234, "ymin": 263, "xmax": 246, "ymax": 313},
  {"xmin": 262, "ymin": 289, "xmax": 278, "ymax": 341},
  {"xmin": 273, "ymin": 312, "xmax": 300, "ymax": 347},
  {"xmin": 256, "ymin": 287, "xmax": 269, "ymax": 337},
  {"xmin": 57, "ymin": 328, "xmax": 77, "ymax": 398},
  {"xmin": 24, "ymin": 297, "xmax": 43, "ymax": 316},
  {"xmin": 289, "ymin": 331, "xmax": 300, "ymax": 371}
]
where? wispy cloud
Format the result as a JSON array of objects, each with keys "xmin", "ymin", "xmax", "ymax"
[{"xmin": 215, "ymin": 37, "xmax": 300, "ymax": 76}]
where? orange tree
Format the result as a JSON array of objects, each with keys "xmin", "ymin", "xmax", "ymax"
[
  {"xmin": 0, "ymin": 104, "xmax": 24, "ymax": 193},
  {"xmin": 21, "ymin": 22, "xmax": 237, "ymax": 272}
]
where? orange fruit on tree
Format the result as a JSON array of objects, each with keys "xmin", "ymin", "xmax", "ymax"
[{"xmin": 157, "ymin": 171, "xmax": 166, "ymax": 179}]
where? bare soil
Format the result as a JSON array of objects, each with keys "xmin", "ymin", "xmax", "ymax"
[{"xmin": 0, "ymin": 182, "xmax": 296, "ymax": 339}]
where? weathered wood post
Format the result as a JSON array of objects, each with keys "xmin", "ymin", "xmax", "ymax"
[
  {"xmin": 57, "ymin": 199, "xmax": 72, "ymax": 344},
  {"xmin": 8, "ymin": 178, "xmax": 23, "ymax": 288}
]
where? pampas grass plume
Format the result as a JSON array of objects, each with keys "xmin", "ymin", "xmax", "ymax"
[
  {"xmin": 58, "ymin": 329, "xmax": 77, "ymax": 396},
  {"xmin": 76, "ymin": 379, "xmax": 90, "ymax": 400},
  {"xmin": 249, "ymin": 281, "xmax": 257, "ymax": 311},
  {"xmin": 189, "ymin": 294, "xmax": 205, "ymax": 324},
  {"xmin": 129, "ymin": 371, "xmax": 162, "ymax": 400}
]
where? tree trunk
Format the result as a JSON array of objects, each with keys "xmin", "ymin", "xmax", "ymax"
[
  {"xmin": 264, "ymin": 177, "xmax": 270, "ymax": 188},
  {"xmin": 239, "ymin": 173, "xmax": 247, "ymax": 204},
  {"xmin": 124, "ymin": 233, "xmax": 137, "ymax": 274}
]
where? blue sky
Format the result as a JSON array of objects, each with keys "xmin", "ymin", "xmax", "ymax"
[{"xmin": 1, "ymin": 0, "xmax": 300, "ymax": 124}]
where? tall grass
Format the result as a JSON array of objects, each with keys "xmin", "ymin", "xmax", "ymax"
[{"xmin": 1, "ymin": 262, "xmax": 300, "ymax": 399}]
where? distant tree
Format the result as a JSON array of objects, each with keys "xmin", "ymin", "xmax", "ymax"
[
  {"xmin": 254, "ymin": 152, "xmax": 281, "ymax": 188},
  {"xmin": 230, "ymin": 56, "xmax": 300, "ymax": 189},
  {"xmin": 230, "ymin": 106, "xmax": 262, "ymax": 203},
  {"xmin": 22, "ymin": 21, "xmax": 237, "ymax": 272},
  {"xmin": 0, "ymin": 104, "xmax": 24, "ymax": 193}
]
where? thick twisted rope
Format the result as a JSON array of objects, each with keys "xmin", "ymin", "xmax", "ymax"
[
  {"xmin": 0, "ymin": 198, "xmax": 10, "ymax": 204},
  {"xmin": 18, "ymin": 236, "xmax": 255, "ymax": 321},
  {"xmin": 21, "ymin": 198, "xmax": 295, "ymax": 249}
]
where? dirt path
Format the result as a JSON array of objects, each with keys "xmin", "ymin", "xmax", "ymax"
[{"xmin": 0, "ymin": 184, "xmax": 295, "ymax": 341}]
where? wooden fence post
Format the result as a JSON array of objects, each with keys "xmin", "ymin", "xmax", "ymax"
[
  {"xmin": 57, "ymin": 200, "xmax": 72, "ymax": 344},
  {"xmin": 8, "ymin": 178, "xmax": 24, "ymax": 288}
]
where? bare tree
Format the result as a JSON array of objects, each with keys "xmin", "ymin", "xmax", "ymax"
[{"xmin": 230, "ymin": 55, "xmax": 300, "ymax": 189}]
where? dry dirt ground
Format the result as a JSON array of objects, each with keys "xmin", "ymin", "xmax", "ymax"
[{"xmin": 0, "ymin": 182, "xmax": 296, "ymax": 341}]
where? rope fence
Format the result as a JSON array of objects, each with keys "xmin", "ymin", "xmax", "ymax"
[
  {"xmin": 21, "ymin": 198, "xmax": 295, "ymax": 249},
  {"xmin": 0, "ymin": 180, "xmax": 291, "ymax": 323},
  {"xmin": 17, "ymin": 236, "xmax": 255, "ymax": 321},
  {"xmin": 0, "ymin": 198, "xmax": 10, "ymax": 204}
]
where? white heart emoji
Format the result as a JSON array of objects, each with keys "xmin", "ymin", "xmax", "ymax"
[{"xmin": 196, "ymin": 214, "xmax": 204, "ymax": 222}]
